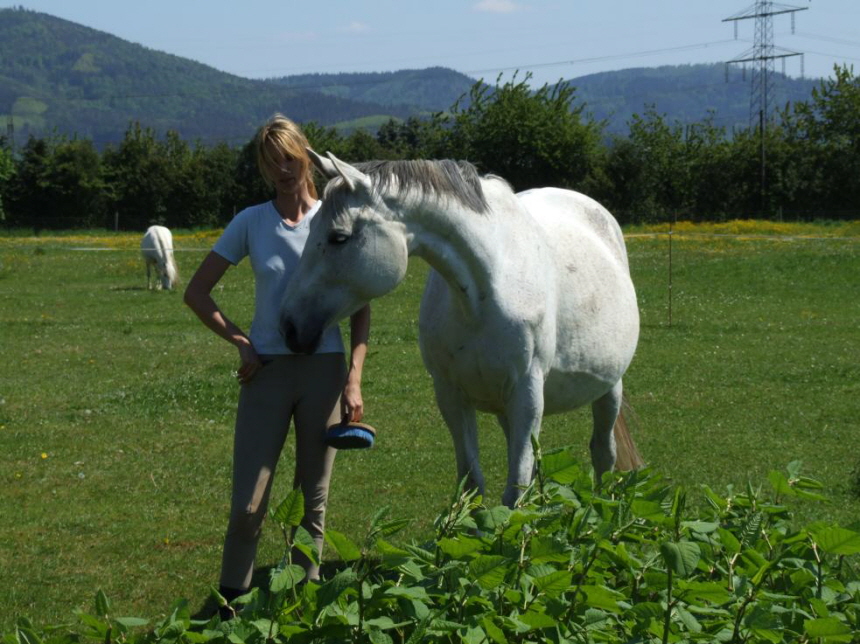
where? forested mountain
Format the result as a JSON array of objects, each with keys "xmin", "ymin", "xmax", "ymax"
[
  {"xmin": 0, "ymin": 7, "xmax": 824, "ymax": 148},
  {"xmin": 571, "ymin": 64, "xmax": 819, "ymax": 135},
  {"xmin": 270, "ymin": 68, "xmax": 477, "ymax": 113},
  {"xmin": 0, "ymin": 8, "xmax": 464, "ymax": 147}
]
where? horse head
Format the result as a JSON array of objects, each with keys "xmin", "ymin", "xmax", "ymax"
[{"xmin": 279, "ymin": 150, "xmax": 410, "ymax": 353}]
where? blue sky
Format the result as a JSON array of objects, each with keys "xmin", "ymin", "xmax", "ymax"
[{"xmin": 8, "ymin": 1, "xmax": 860, "ymax": 86}]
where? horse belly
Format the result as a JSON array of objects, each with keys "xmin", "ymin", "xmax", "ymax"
[
  {"xmin": 419, "ymin": 275, "xmax": 537, "ymax": 414},
  {"xmin": 542, "ymin": 370, "xmax": 616, "ymax": 415},
  {"xmin": 518, "ymin": 188, "xmax": 640, "ymax": 412}
]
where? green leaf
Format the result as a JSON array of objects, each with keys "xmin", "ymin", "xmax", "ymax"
[
  {"xmin": 270, "ymin": 488, "xmax": 304, "ymax": 527},
  {"xmin": 270, "ymin": 564, "xmax": 305, "ymax": 593},
  {"xmin": 630, "ymin": 499, "xmax": 667, "ymax": 521},
  {"xmin": 681, "ymin": 520, "xmax": 719, "ymax": 534},
  {"xmin": 376, "ymin": 538, "xmax": 413, "ymax": 566},
  {"xmin": 437, "ymin": 536, "xmax": 484, "ymax": 558},
  {"xmin": 676, "ymin": 606, "xmax": 702, "ymax": 633},
  {"xmin": 316, "ymin": 569, "xmax": 357, "ymax": 608},
  {"xmin": 718, "ymin": 528, "xmax": 741, "ymax": 555},
  {"xmin": 373, "ymin": 518, "xmax": 411, "ymax": 538},
  {"xmin": 95, "ymin": 589, "xmax": 110, "ymax": 617},
  {"xmin": 810, "ymin": 526, "xmax": 860, "ymax": 555},
  {"xmin": 677, "ymin": 580, "xmax": 731, "ymax": 604},
  {"xmin": 804, "ymin": 617, "xmax": 853, "ymax": 641},
  {"xmin": 579, "ymin": 585, "xmax": 624, "ymax": 612},
  {"xmin": 530, "ymin": 536, "xmax": 569, "ymax": 563},
  {"xmin": 460, "ymin": 625, "xmax": 486, "ymax": 644},
  {"xmin": 518, "ymin": 608, "xmax": 557, "ymax": 629},
  {"xmin": 325, "ymin": 529, "xmax": 362, "ymax": 562},
  {"xmin": 427, "ymin": 619, "xmax": 464, "ymax": 633},
  {"xmin": 13, "ymin": 627, "xmax": 42, "ymax": 644},
  {"xmin": 292, "ymin": 525, "xmax": 319, "ymax": 566},
  {"xmin": 368, "ymin": 629, "xmax": 394, "ymax": 644},
  {"xmin": 630, "ymin": 602, "xmax": 663, "ymax": 620},
  {"xmin": 75, "ymin": 612, "xmax": 108, "ymax": 638},
  {"xmin": 474, "ymin": 506, "xmax": 511, "ymax": 533},
  {"xmin": 481, "ymin": 616, "xmax": 507, "ymax": 644},
  {"xmin": 541, "ymin": 448, "xmax": 581, "ymax": 484},
  {"xmin": 700, "ymin": 485, "xmax": 728, "ymax": 511},
  {"xmin": 385, "ymin": 586, "xmax": 430, "ymax": 600},
  {"xmin": 768, "ymin": 470, "xmax": 794, "ymax": 495},
  {"xmin": 533, "ymin": 570, "xmax": 571, "ymax": 598},
  {"xmin": 113, "ymin": 617, "xmax": 149, "ymax": 628},
  {"xmin": 660, "ymin": 540, "xmax": 701, "ymax": 577},
  {"xmin": 404, "ymin": 613, "xmax": 431, "ymax": 644},
  {"xmin": 364, "ymin": 616, "xmax": 398, "ymax": 630},
  {"xmin": 469, "ymin": 555, "xmax": 509, "ymax": 590}
]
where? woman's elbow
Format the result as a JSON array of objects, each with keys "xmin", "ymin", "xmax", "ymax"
[{"xmin": 183, "ymin": 284, "xmax": 199, "ymax": 309}]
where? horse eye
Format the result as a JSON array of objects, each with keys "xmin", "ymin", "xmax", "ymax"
[{"xmin": 328, "ymin": 232, "xmax": 350, "ymax": 245}]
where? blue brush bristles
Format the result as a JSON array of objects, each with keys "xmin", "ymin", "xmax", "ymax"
[{"xmin": 325, "ymin": 422, "xmax": 376, "ymax": 449}]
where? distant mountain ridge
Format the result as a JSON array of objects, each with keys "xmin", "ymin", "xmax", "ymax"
[
  {"xmin": 571, "ymin": 64, "xmax": 819, "ymax": 134},
  {"xmin": 0, "ymin": 7, "xmax": 823, "ymax": 148}
]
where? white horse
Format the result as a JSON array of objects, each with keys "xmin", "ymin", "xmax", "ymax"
[
  {"xmin": 141, "ymin": 225, "xmax": 178, "ymax": 290},
  {"xmin": 280, "ymin": 151, "xmax": 644, "ymax": 506}
]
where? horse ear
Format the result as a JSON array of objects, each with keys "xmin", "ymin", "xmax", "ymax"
[
  {"xmin": 324, "ymin": 151, "xmax": 371, "ymax": 193},
  {"xmin": 307, "ymin": 147, "xmax": 338, "ymax": 179}
]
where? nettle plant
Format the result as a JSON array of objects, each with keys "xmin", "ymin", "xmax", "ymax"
[{"xmin": 8, "ymin": 452, "xmax": 860, "ymax": 644}]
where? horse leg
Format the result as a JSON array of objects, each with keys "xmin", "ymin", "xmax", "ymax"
[
  {"xmin": 145, "ymin": 261, "xmax": 152, "ymax": 289},
  {"xmin": 501, "ymin": 372, "xmax": 544, "ymax": 507},
  {"xmin": 432, "ymin": 379, "xmax": 485, "ymax": 499},
  {"xmin": 590, "ymin": 380, "xmax": 623, "ymax": 485}
]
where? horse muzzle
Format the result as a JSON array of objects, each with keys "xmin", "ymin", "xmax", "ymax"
[{"xmin": 280, "ymin": 315, "xmax": 322, "ymax": 355}]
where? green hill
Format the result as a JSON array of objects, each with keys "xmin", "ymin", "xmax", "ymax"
[
  {"xmin": 570, "ymin": 63, "xmax": 819, "ymax": 135},
  {"xmin": 0, "ymin": 7, "xmax": 460, "ymax": 147},
  {"xmin": 0, "ymin": 7, "xmax": 825, "ymax": 147},
  {"xmin": 270, "ymin": 67, "xmax": 476, "ymax": 112}
]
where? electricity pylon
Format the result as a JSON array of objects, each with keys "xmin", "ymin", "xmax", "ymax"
[
  {"xmin": 724, "ymin": 1, "xmax": 807, "ymax": 215},
  {"xmin": 723, "ymin": 1, "xmax": 807, "ymax": 126}
]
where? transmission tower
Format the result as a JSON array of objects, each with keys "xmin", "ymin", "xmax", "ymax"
[{"xmin": 723, "ymin": 1, "xmax": 807, "ymax": 126}]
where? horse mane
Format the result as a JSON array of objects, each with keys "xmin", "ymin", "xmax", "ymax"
[{"xmin": 327, "ymin": 159, "xmax": 497, "ymax": 215}]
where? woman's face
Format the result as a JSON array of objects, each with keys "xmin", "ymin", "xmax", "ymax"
[{"xmin": 266, "ymin": 144, "xmax": 306, "ymax": 195}]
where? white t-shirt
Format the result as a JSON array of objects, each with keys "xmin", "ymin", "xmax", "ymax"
[{"xmin": 212, "ymin": 200, "xmax": 344, "ymax": 355}]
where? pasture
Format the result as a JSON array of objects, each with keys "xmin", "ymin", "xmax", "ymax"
[{"xmin": 1, "ymin": 221, "xmax": 858, "ymax": 630}]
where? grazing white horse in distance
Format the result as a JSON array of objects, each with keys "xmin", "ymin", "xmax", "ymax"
[
  {"xmin": 141, "ymin": 225, "xmax": 178, "ymax": 290},
  {"xmin": 280, "ymin": 151, "xmax": 644, "ymax": 507}
]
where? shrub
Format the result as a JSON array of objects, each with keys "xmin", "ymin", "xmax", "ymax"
[{"xmin": 5, "ymin": 452, "xmax": 859, "ymax": 644}]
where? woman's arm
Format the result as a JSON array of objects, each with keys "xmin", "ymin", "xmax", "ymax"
[
  {"xmin": 184, "ymin": 251, "xmax": 261, "ymax": 384},
  {"xmin": 341, "ymin": 303, "xmax": 371, "ymax": 422}
]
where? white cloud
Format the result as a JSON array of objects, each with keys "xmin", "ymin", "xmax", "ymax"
[
  {"xmin": 474, "ymin": 0, "xmax": 521, "ymax": 13},
  {"xmin": 339, "ymin": 21, "xmax": 370, "ymax": 34}
]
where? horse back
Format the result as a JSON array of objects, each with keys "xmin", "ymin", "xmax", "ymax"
[
  {"xmin": 517, "ymin": 188, "xmax": 628, "ymax": 269},
  {"xmin": 516, "ymin": 188, "xmax": 639, "ymax": 395},
  {"xmin": 141, "ymin": 226, "xmax": 173, "ymax": 261}
]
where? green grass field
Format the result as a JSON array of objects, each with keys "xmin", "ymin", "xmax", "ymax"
[{"xmin": 1, "ymin": 222, "xmax": 858, "ymax": 631}]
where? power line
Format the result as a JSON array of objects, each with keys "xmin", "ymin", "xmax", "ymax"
[
  {"xmin": 723, "ymin": 1, "xmax": 808, "ymax": 125},
  {"xmin": 463, "ymin": 40, "xmax": 741, "ymax": 79},
  {"xmin": 723, "ymin": 1, "xmax": 809, "ymax": 216}
]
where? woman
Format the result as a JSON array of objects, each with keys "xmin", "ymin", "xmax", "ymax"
[{"xmin": 184, "ymin": 114, "xmax": 370, "ymax": 606}]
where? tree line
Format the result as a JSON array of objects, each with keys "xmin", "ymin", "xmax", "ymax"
[{"xmin": 1, "ymin": 66, "xmax": 857, "ymax": 231}]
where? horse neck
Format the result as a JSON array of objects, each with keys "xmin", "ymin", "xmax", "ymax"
[{"xmin": 404, "ymin": 190, "xmax": 511, "ymax": 318}]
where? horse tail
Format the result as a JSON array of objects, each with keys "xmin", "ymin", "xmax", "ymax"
[
  {"xmin": 163, "ymin": 239, "xmax": 178, "ymax": 289},
  {"xmin": 156, "ymin": 227, "xmax": 178, "ymax": 289},
  {"xmin": 613, "ymin": 395, "xmax": 645, "ymax": 471}
]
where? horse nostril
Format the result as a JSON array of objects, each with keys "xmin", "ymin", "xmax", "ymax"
[{"xmin": 280, "ymin": 318, "xmax": 296, "ymax": 347}]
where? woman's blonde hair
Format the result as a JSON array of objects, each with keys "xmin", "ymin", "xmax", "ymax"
[{"xmin": 255, "ymin": 113, "xmax": 318, "ymax": 199}]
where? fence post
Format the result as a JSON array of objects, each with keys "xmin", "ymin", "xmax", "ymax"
[{"xmin": 668, "ymin": 220, "xmax": 673, "ymax": 327}]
